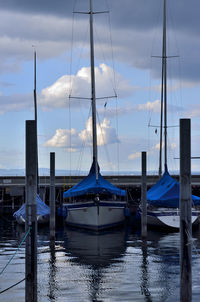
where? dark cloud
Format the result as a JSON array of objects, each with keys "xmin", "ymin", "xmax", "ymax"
[
  {"xmin": 0, "ymin": 0, "xmax": 199, "ymax": 82},
  {"xmin": 1, "ymin": 0, "xmax": 199, "ymax": 33},
  {"xmin": 0, "ymin": 0, "xmax": 73, "ymax": 17},
  {"xmin": 1, "ymin": 0, "xmax": 198, "ymax": 29}
]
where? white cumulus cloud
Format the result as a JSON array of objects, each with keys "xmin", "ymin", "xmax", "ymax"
[
  {"xmin": 128, "ymin": 141, "xmax": 177, "ymax": 161},
  {"xmin": 138, "ymin": 99, "xmax": 160, "ymax": 113},
  {"xmin": 44, "ymin": 117, "xmax": 119, "ymax": 149},
  {"xmin": 44, "ymin": 128, "xmax": 80, "ymax": 150},
  {"xmin": 38, "ymin": 63, "xmax": 134, "ymax": 110}
]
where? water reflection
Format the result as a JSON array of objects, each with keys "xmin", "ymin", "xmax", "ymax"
[
  {"xmin": 48, "ymin": 239, "xmax": 57, "ymax": 301},
  {"xmin": 146, "ymin": 231, "xmax": 180, "ymax": 301},
  {"xmin": 1, "ymin": 218, "xmax": 200, "ymax": 301},
  {"xmin": 140, "ymin": 239, "xmax": 152, "ymax": 301},
  {"xmin": 59, "ymin": 227, "xmax": 127, "ymax": 301}
]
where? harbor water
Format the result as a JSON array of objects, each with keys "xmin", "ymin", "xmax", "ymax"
[{"xmin": 1, "ymin": 219, "xmax": 200, "ymax": 301}]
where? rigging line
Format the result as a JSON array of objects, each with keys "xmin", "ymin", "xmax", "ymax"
[
  {"xmin": 167, "ymin": 136, "xmax": 176, "ymax": 171},
  {"xmin": 0, "ymin": 278, "xmax": 26, "ymax": 295},
  {"xmin": 148, "ymin": 1, "xmax": 162, "ymax": 155},
  {"xmin": 165, "ymin": 2, "xmax": 181, "ymax": 170},
  {"xmin": 69, "ymin": 99, "xmax": 92, "ymax": 175},
  {"xmin": 75, "ymin": 97, "xmax": 92, "ymax": 174},
  {"xmin": 167, "ymin": 0, "xmax": 183, "ymax": 111},
  {"xmin": 67, "ymin": 1, "xmax": 80, "ymax": 182},
  {"xmin": 70, "ymin": 19, "xmax": 90, "ymax": 96},
  {"xmin": 148, "ymin": 83, "xmax": 154, "ymax": 153},
  {"xmin": 76, "ymin": 135, "xmax": 83, "ymax": 175},
  {"xmin": 150, "ymin": 0, "xmax": 163, "ymax": 58},
  {"xmin": 76, "ymin": 106, "xmax": 92, "ymax": 174},
  {"xmin": 185, "ymin": 227, "xmax": 199, "ymax": 254},
  {"xmin": 0, "ymin": 227, "xmax": 31, "ymax": 276},
  {"xmin": 68, "ymin": 96, "xmax": 72, "ymax": 188},
  {"xmin": 88, "ymin": 105, "xmax": 93, "ymax": 166},
  {"xmin": 73, "ymin": 0, "xmax": 78, "ymax": 11},
  {"xmin": 96, "ymin": 111, "xmax": 113, "ymax": 172},
  {"xmin": 147, "ymin": 57, "xmax": 153, "ymax": 158},
  {"xmin": 115, "ymin": 97, "xmax": 120, "ymax": 175},
  {"xmin": 149, "ymin": 0, "xmax": 163, "ymax": 171},
  {"xmin": 77, "ymin": 140, "xmax": 86, "ymax": 176},
  {"xmin": 93, "ymin": 22, "xmax": 116, "ymax": 96},
  {"xmin": 177, "ymin": 55, "xmax": 183, "ymax": 110},
  {"xmin": 106, "ymin": 0, "xmax": 117, "ymax": 95},
  {"xmin": 168, "ymin": 0, "xmax": 180, "ymax": 65},
  {"xmin": 76, "ymin": 22, "xmax": 90, "ymax": 72},
  {"xmin": 69, "ymin": 1, "xmax": 76, "ymax": 96},
  {"xmin": 92, "ymin": 4, "xmax": 117, "ymax": 98},
  {"xmin": 76, "ymin": 130, "xmax": 86, "ymax": 175}
]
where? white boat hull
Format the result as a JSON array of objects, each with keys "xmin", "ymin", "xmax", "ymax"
[
  {"xmin": 147, "ymin": 208, "xmax": 200, "ymax": 229},
  {"xmin": 16, "ymin": 214, "xmax": 49, "ymax": 226},
  {"xmin": 62, "ymin": 201, "xmax": 126, "ymax": 231}
]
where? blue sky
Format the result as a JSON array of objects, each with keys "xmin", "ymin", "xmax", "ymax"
[{"xmin": 0, "ymin": 0, "xmax": 200, "ymax": 175}]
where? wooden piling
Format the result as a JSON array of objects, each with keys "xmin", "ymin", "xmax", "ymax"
[
  {"xmin": 180, "ymin": 118, "xmax": 192, "ymax": 302},
  {"xmin": 25, "ymin": 120, "xmax": 37, "ymax": 302},
  {"xmin": 141, "ymin": 151, "xmax": 147, "ymax": 237},
  {"xmin": 50, "ymin": 152, "xmax": 55, "ymax": 240}
]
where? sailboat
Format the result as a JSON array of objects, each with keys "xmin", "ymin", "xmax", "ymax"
[
  {"xmin": 13, "ymin": 194, "xmax": 50, "ymax": 225},
  {"xmin": 60, "ymin": 0, "xmax": 127, "ymax": 231},
  {"xmin": 13, "ymin": 51, "xmax": 50, "ymax": 225},
  {"xmin": 145, "ymin": 0, "xmax": 200, "ymax": 229}
]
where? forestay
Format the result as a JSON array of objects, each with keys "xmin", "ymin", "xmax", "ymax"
[{"xmin": 63, "ymin": 160, "xmax": 126, "ymax": 198}]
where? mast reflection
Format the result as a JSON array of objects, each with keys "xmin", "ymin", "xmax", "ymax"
[{"xmin": 61, "ymin": 227, "xmax": 127, "ymax": 301}]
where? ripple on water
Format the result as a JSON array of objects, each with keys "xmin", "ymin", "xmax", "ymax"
[{"xmin": 1, "ymin": 223, "xmax": 200, "ymax": 301}]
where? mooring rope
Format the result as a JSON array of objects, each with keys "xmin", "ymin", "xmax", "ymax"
[
  {"xmin": 0, "ymin": 227, "xmax": 31, "ymax": 276},
  {"xmin": 185, "ymin": 227, "xmax": 199, "ymax": 255},
  {"xmin": 0, "ymin": 277, "xmax": 26, "ymax": 295}
]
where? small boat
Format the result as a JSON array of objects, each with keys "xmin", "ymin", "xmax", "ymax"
[
  {"xmin": 146, "ymin": 169, "xmax": 200, "ymax": 229},
  {"xmin": 142, "ymin": 0, "xmax": 200, "ymax": 230},
  {"xmin": 13, "ymin": 194, "xmax": 50, "ymax": 225},
  {"xmin": 60, "ymin": 0, "xmax": 127, "ymax": 231}
]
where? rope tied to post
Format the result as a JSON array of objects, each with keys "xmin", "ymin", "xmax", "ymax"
[
  {"xmin": 0, "ymin": 277, "xmax": 26, "ymax": 295},
  {"xmin": 0, "ymin": 227, "xmax": 31, "ymax": 276}
]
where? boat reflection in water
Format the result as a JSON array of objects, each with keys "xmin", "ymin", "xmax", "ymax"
[
  {"xmin": 59, "ymin": 227, "xmax": 127, "ymax": 301},
  {"xmin": 3, "ymin": 219, "xmax": 200, "ymax": 301}
]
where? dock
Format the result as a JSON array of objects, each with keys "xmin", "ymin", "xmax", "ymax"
[{"xmin": 1, "ymin": 174, "xmax": 200, "ymax": 215}]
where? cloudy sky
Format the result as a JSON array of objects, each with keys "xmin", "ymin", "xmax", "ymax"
[{"xmin": 0, "ymin": 0, "xmax": 200, "ymax": 175}]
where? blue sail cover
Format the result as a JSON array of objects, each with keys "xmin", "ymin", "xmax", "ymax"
[
  {"xmin": 63, "ymin": 160, "xmax": 126, "ymax": 198},
  {"xmin": 13, "ymin": 194, "xmax": 50, "ymax": 219},
  {"xmin": 147, "ymin": 170, "xmax": 200, "ymax": 208}
]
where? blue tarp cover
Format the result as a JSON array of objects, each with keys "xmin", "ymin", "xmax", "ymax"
[
  {"xmin": 63, "ymin": 160, "xmax": 126, "ymax": 198},
  {"xmin": 13, "ymin": 194, "xmax": 50, "ymax": 219},
  {"xmin": 147, "ymin": 170, "xmax": 200, "ymax": 208}
]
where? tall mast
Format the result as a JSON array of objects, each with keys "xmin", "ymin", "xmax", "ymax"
[
  {"xmin": 158, "ymin": 57, "xmax": 164, "ymax": 177},
  {"xmin": 34, "ymin": 50, "xmax": 39, "ymax": 191},
  {"xmin": 89, "ymin": 0, "xmax": 98, "ymax": 180},
  {"xmin": 159, "ymin": 0, "xmax": 167, "ymax": 176},
  {"xmin": 163, "ymin": 0, "xmax": 167, "ymax": 172},
  {"xmin": 34, "ymin": 51, "xmax": 37, "ymax": 123}
]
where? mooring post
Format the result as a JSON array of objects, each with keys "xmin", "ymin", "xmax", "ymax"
[
  {"xmin": 180, "ymin": 118, "xmax": 192, "ymax": 302},
  {"xmin": 25, "ymin": 120, "xmax": 37, "ymax": 302},
  {"xmin": 141, "ymin": 151, "xmax": 147, "ymax": 237},
  {"xmin": 50, "ymin": 152, "xmax": 55, "ymax": 241}
]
